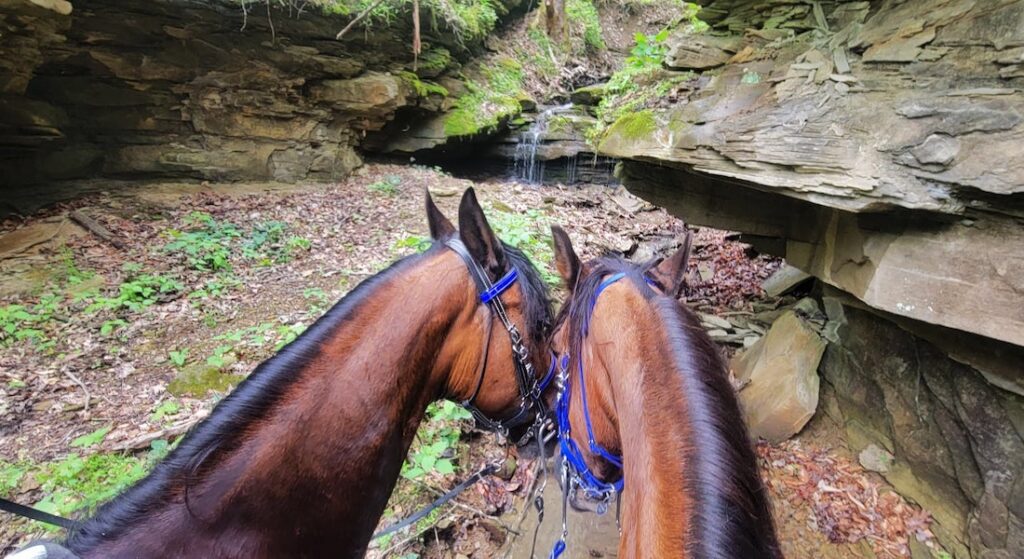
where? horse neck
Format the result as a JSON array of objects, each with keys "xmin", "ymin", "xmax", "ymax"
[
  {"xmin": 587, "ymin": 289, "xmax": 779, "ymax": 559},
  {"xmin": 77, "ymin": 251, "xmax": 480, "ymax": 558}
]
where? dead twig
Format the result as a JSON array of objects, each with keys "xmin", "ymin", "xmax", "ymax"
[
  {"xmin": 112, "ymin": 415, "xmax": 206, "ymax": 452},
  {"xmin": 61, "ymin": 368, "xmax": 92, "ymax": 412},
  {"xmin": 335, "ymin": 0, "xmax": 388, "ymax": 40}
]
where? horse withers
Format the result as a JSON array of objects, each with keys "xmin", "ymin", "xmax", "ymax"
[
  {"xmin": 546, "ymin": 226, "xmax": 782, "ymax": 559},
  {"xmin": 25, "ymin": 188, "xmax": 553, "ymax": 558}
]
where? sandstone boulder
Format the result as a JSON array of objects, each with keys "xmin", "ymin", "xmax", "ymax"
[{"xmin": 731, "ymin": 310, "xmax": 824, "ymax": 443}]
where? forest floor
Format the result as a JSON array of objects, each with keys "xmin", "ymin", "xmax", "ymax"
[{"xmin": 1, "ymin": 164, "xmax": 935, "ymax": 558}]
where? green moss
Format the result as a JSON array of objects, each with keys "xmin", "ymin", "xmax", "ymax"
[
  {"xmin": 167, "ymin": 363, "xmax": 242, "ymax": 397},
  {"xmin": 443, "ymin": 58, "xmax": 525, "ymax": 137},
  {"xmin": 417, "ymin": 47, "xmax": 453, "ymax": 74},
  {"xmin": 399, "ymin": 71, "xmax": 449, "ymax": 98},
  {"xmin": 605, "ymin": 110, "xmax": 657, "ymax": 140},
  {"xmin": 566, "ymin": 0, "xmax": 605, "ymax": 51}
]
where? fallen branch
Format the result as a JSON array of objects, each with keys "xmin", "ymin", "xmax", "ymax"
[
  {"xmin": 335, "ymin": 0, "xmax": 388, "ymax": 40},
  {"xmin": 61, "ymin": 368, "xmax": 92, "ymax": 412},
  {"xmin": 112, "ymin": 415, "xmax": 206, "ymax": 452},
  {"xmin": 69, "ymin": 210, "xmax": 124, "ymax": 249}
]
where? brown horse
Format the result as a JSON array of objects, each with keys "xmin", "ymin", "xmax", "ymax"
[
  {"xmin": 547, "ymin": 226, "xmax": 781, "ymax": 559},
  {"xmin": 53, "ymin": 189, "xmax": 552, "ymax": 558}
]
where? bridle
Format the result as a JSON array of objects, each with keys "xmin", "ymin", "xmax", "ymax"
[
  {"xmin": 444, "ymin": 238, "xmax": 555, "ymax": 445},
  {"xmin": 546, "ymin": 271, "xmax": 657, "ymax": 558}
]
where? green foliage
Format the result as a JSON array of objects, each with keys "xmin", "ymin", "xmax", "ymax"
[
  {"xmin": 168, "ymin": 348, "xmax": 189, "ymax": 368},
  {"xmin": 585, "ymin": 30, "xmax": 684, "ymax": 146},
  {"xmin": 566, "ymin": 0, "xmax": 604, "ymax": 51},
  {"xmin": 367, "ymin": 175, "xmax": 403, "ymax": 195},
  {"xmin": 401, "ymin": 401, "xmax": 472, "ymax": 480},
  {"xmin": 164, "ymin": 212, "xmax": 308, "ymax": 273},
  {"xmin": 393, "ymin": 234, "xmax": 432, "ymax": 254},
  {"xmin": 30, "ymin": 441, "xmax": 170, "ymax": 520},
  {"xmin": 150, "ymin": 400, "xmax": 181, "ymax": 423},
  {"xmin": 627, "ymin": 29, "xmax": 670, "ymax": 69},
  {"xmin": 485, "ymin": 206, "xmax": 559, "ymax": 287},
  {"xmin": 164, "ymin": 212, "xmax": 240, "ymax": 272},
  {"xmin": 86, "ymin": 273, "xmax": 183, "ymax": 314},
  {"xmin": 100, "ymin": 319, "xmax": 127, "ymax": 336},
  {"xmin": 444, "ymin": 58, "xmax": 525, "ymax": 137},
  {"xmin": 1, "ymin": 462, "xmax": 29, "ymax": 496},
  {"xmin": 0, "ymin": 304, "xmax": 45, "ymax": 346},
  {"xmin": 70, "ymin": 426, "xmax": 111, "ymax": 449},
  {"xmin": 205, "ymin": 345, "xmax": 234, "ymax": 368},
  {"xmin": 274, "ymin": 323, "xmax": 307, "ymax": 351}
]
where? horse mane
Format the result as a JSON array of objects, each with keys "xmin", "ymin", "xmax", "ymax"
[
  {"xmin": 557, "ymin": 255, "xmax": 781, "ymax": 559},
  {"xmin": 67, "ymin": 240, "xmax": 551, "ymax": 553}
]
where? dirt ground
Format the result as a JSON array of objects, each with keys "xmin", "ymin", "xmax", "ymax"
[{"xmin": 1, "ymin": 164, "xmax": 936, "ymax": 558}]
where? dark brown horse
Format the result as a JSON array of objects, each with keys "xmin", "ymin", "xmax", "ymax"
[
  {"xmin": 547, "ymin": 226, "xmax": 781, "ymax": 559},
  {"xmin": 55, "ymin": 189, "xmax": 552, "ymax": 558}
]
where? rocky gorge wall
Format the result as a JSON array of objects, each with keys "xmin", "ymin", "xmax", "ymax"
[
  {"xmin": 595, "ymin": 1, "xmax": 1024, "ymax": 557},
  {"xmin": 0, "ymin": 0, "xmax": 510, "ymax": 213}
]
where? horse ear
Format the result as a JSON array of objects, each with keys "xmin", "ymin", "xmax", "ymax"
[
  {"xmin": 551, "ymin": 225, "xmax": 581, "ymax": 291},
  {"xmin": 648, "ymin": 231, "xmax": 693, "ymax": 298},
  {"xmin": 425, "ymin": 188, "xmax": 456, "ymax": 240},
  {"xmin": 458, "ymin": 188, "xmax": 506, "ymax": 276}
]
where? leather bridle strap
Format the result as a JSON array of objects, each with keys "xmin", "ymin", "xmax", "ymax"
[{"xmin": 443, "ymin": 238, "xmax": 543, "ymax": 439}]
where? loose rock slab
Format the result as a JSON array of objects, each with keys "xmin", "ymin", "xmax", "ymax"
[{"xmin": 732, "ymin": 310, "xmax": 825, "ymax": 442}]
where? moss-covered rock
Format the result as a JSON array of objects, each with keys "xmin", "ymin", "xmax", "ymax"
[
  {"xmin": 168, "ymin": 362, "xmax": 243, "ymax": 397},
  {"xmin": 443, "ymin": 57, "xmax": 526, "ymax": 137}
]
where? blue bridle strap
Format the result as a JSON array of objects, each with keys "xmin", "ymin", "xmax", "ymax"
[
  {"xmin": 479, "ymin": 268, "xmax": 518, "ymax": 304},
  {"xmin": 556, "ymin": 272, "xmax": 633, "ymax": 502}
]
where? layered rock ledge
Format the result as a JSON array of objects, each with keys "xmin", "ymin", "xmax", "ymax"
[{"xmin": 596, "ymin": 1, "xmax": 1024, "ymax": 556}]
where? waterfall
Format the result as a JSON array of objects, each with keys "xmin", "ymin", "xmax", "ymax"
[{"xmin": 512, "ymin": 103, "xmax": 574, "ymax": 184}]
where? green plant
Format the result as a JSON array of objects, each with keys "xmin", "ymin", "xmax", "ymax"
[
  {"xmin": 168, "ymin": 348, "xmax": 189, "ymax": 368},
  {"xmin": 100, "ymin": 319, "xmax": 128, "ymax": 336},
  {"xmin": 401, "ymin": 401, "xmax": 471, "ymax": 480},
  {"xmin": 566, "ymin": 0, "xmax": 605, "ymax": 51},
  {"xmin": 150, "ymin": 400, "xmax": 181, "ymax": 423},
  {"xmin": 0, "ymin": 461, "xmax": 29, "ymax": 496},
  {"xmin": 164, "ymin": 212, "xmax": 240, "ymax": 272},
  {"xmin": 393, "ymin": 234, "xmax": 432, "ymax": 253},
  {"xmin": 206, "ymin": 345, "xmax": 234, "ymax": 368},
  {"xmin": 32, "ymin": 441, "xmax": 169, "ymax": 520},
  {"xmin": 70, "ymin": 426, "xmax": 111, "ymax": 449},
  {"xmin": 274, "ymin": 323, "xmax": 307, "ymax": 351},
  {"xmin": 367, "ymin": 175, "xmax": 402, "ymax": 195},
  {"xmin": 486, "ymin": 207, "xmax": 559, "ymax": 287},
  {"xmin": 86, "ymin": 274, "xmax": 182, "ymax": 313}
]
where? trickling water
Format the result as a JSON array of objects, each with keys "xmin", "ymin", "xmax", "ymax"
[{"xmin": 513, "ymin": 103, "xmax": 574, "ymax": 184}]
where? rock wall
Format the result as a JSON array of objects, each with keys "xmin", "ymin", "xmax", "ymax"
[
  {"xmin": 821, "ymin": 298, "xmax": 1024, "ymax": 558},
  {"xmin": 603, "ymin": 0, "xmax": 1024, "ymax": 348},
  {"xmin": 0, "ymin": 0, "xmax": 493, "ymax": 211},
  {"xmin": 596, "ymin": 1, "xmax": 1024, "ymax": 556}
]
